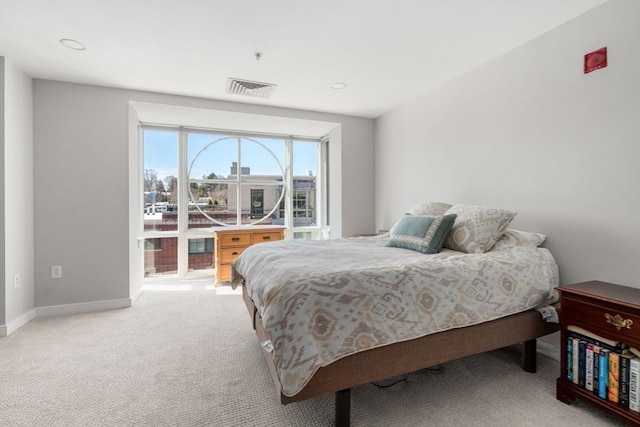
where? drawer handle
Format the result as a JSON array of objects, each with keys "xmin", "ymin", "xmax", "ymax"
[
  {"xmin": 232, "ymin": 252, "xmax": 239, "ymax": 256},
  {"xmin": 263, "ymin": 236, "xmax": 271, "ymax": 240},
  {"xmin": 605, "ymin": 313, "xmax": 633, "ymax": 331},
  {"xmin": 231, "ymin": 237, "xmax": 240, "ymax": 242}
]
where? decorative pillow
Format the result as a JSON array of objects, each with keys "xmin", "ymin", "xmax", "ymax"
[
  {"xmin": 386, "ymin": 214, "xmax": 457, "ymax": 254},
  {"xmin": 406, "ymin": 201, "xmax": 452, "ymax": 216},
  {"xmin": 443, "ymin": 204, "xmax": 517, "ymax": 254},
  {"xmin": 491, "ymin": 229, "xmax": 547, "ymax": 251}
]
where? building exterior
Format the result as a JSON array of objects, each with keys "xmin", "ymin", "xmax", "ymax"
[{"xmin": 144, "ymin": 163, "xmax": 316, "ymax": 275}]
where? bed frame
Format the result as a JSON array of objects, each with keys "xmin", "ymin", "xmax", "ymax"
[{"xmin": 242, "ymin": 285, "xmax": 559, "ymax": 427}]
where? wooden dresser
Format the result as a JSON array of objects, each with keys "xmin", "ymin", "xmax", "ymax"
[
  {"xmin": 556, "ymin": 281, "xmax": 640, "ymax": 425},
  {"xmin": 213, "ymin": 226, "xmax": 284, "ymax": 284}
]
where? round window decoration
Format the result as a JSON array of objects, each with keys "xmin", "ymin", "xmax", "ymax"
[{"xmin": 187, "ymin": 136, "xmax": 285, "ymax": 226}]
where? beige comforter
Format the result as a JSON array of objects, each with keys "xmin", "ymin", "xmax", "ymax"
[{"xmin": 231, "ymin": 237, "xmax": 559, "ymax": 397}]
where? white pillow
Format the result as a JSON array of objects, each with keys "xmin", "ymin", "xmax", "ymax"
[
  {"xmin": 490, "ymin": 229, "xmax": 547, "ymax": 251},
  {"xmin": 406, "ymin": 201, "xmax": 452, "ymax": 216},
  {"xmin": 443, "ymin": 204, "xmax": 517, "ymax": 253}
]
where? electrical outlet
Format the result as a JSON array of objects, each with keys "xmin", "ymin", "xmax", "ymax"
[
  {"xmin": 14, "ymin": 273, "xmax": 21, "ymax": 288},
  {"xmin": 51, "ymin": 265, "xmax": 62, "ymax": 279}
]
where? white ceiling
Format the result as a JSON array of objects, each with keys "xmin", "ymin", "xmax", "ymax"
[{"xmin": 0, "ymin": 0, "xmax": 606, "ymax": 118}]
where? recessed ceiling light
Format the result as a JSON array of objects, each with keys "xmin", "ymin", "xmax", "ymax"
[
  {"xmin": 331, "ymin": 82, "xmax": 347, "ymax": 90},
  {"xmin": 60, "ymin": 38, "xmax": 86, "ymax": 51}
]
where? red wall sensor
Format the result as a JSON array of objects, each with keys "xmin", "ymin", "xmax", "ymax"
[{"xmin": 584, "ymin": 47, "xmax": 607, "ymax": 74}]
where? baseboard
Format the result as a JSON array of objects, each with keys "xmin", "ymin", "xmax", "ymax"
[
  {"xmin": 536, "ymin": 337, "xmax": 560, "ymax": 361},
  {"xmin": 130, "ymin": 286, "xmax": 144, "ymax": 304},
  {"xmin": 0, "ymin": 308, "xmax": 37, "ymax": 337},
  {"xmin": 36, "ymin": 298, "xmax": 132, "ymax": 318}
]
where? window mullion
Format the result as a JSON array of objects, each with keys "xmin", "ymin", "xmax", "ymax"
[
  {"xmin": 177, "ymin": 131, "xmax": 189, "ymax": 277},
  {"xmin": 236, "ymin": 137, "xmax": 242, "ymax": 226},
  {"xmin": 284, "ymin": 139, "xmax": 293, "ymax": 238},
  {"xmin": 319, "ymin": 139, "xmax": 327, "ymax": 235}
]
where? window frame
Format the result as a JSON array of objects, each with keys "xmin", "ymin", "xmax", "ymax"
[{"xmin": 140, "ymin": 125, "xmax": 328, "ymax": 279}]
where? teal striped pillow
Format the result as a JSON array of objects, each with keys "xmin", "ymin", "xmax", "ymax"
[{"xmin": 385, "ymin": 214, "xmax": 457, "ymax": 254}]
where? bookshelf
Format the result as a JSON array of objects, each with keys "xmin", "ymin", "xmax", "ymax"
[{"xmin": 556, "ymin": 281, "xmax": 640, "ymax": 426}]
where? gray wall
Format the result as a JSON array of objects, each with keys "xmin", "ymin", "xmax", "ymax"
[
  {"xmin": 34, "ymin": 81, "xmax": 375, "ymax": 307},
  {"xmin": 1, "ymin": 56, "xmax": 35, "ymax": 333},
  {"xmin": 0, "ymin": 57, "xmax": 5, "ymax": 326},
  {"xmin": 375, "ymin": 0, "xmax": 640, "ymax": 288}
]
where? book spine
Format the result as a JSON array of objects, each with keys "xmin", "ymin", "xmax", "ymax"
[
  {"xmin": 567, "ymin": 337, "xmax": 574, "ymax": 382},
  {"xmin": 620, "ymin": 355, "xmax": 632, "ymax": 408},
  {"xmin": 609, "ymin": 352, "xmax": 620, "ymax": 403},
  {"xmin": 593, "ymin": 345, "xmax": 601, "ymax": 396},
  {"xmin": 578, "ymin": 341, "xmax": 586, "ymax": 388},
  {"xmin": 630, "ymin": 358, "xmax": 640, "ymax": 412},
  {"xmin": 599, "ymin": 349, "xmax": 609, "ymax": 399},
  {"xmin": 585, "ymin": 344, "xmax": 594, "ymax": 391},
  {"xmin": 573, "ymin": 337, "xmax": 580, "ymax": 385},
  {"xmin": 567, "ymin": 330, "xmax": 627, "ymax": 353}
]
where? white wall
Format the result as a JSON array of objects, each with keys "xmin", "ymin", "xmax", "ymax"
[
  {"xmin": 1, "ymin": 56, "xmax": 35, "ymax": 335},
  {"xmin": 375, "ymin": 0, "xmax": 640, "ymax": 288},
  {"xmin": 34, "ymin": 81, "xmax": 374, "ymax": 308}
]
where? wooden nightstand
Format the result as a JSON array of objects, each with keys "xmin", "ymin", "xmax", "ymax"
[
  {"xmin": 213, "ymin": 226, "xmax": 284, "ymax": 284},
  {"xmin": 556, "ymin": 281, "xmax": 640, "ymax": 425}
]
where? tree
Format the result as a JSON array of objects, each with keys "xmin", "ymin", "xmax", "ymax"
[
  {"xmin": 202, "ymin": 172, "xmax": 229, "ymax": 205},
  {"xmin": 164, "ymin": 175, "xmax": 178, "ymax": 204},
  {"xmin": 144, "ymin": 169, "xmax": 159, "ymax": 192},
  {"xmin": 156, "ymin": 180, "xmax": 166, "ymax": 202}
]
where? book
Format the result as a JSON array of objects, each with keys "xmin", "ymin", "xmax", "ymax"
[
  {"xmin": 599, "ymin": 349, "xmax": 609, "ymax": 399},
  {"xmin": 566, "ymin": 336, "xmax": 574, "ymax": 382},
  {"xmin": 567, "ymin": 327, "xmax": 628, "ymax": 353},
  {"xmin": 630, "ymin": 357, "xmax": 639, "ymax": 412},
  {"xmin": 609, "ymin": 352, "xmax": 620, "ymax": 403},
  {"xmin": 578, "ymin": 340, "xmax": 586, "ymax": 388},
  {"xmin": 592, "ymin": 345, "xmax": 601, "ymax": 396},
  {"xmin": 619, "ymin": 354, "xmax": 636, "ymax": 408},
  {"xmin": 573, "ymin": 337, "xmax": 580, "ymax": 385},
  {"xmin": 585, "ymin": 343, "xmax": 594, "ymax": 391}
]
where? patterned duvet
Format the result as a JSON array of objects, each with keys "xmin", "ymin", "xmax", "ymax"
[{"xmin": 231, "ymin": 236, "xmax": 559, "ymax": 397}]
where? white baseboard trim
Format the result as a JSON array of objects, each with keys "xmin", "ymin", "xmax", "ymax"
[
  {"xmin": 130, "ymin": 286, "xmax": 144, "ymax": 304},
  {"xmin": 0, "ymin": 309, "xmax": 37, "ymax": 337},
  {"xmin": 36, "ymin": 298, "xmax": 132, "ymax": 318}
]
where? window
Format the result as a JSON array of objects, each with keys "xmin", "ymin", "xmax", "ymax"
[
  {"xmin": 250, "ymin": 189, "xmax": 264, "ymax": 219},
  {"xmin": 143, "ymin": 237, "xmax": 177, "ymax": 276},
  {"xmin": 144, "ymin": 238, "xmax": 162, "ymax": 251},
  {"xmin": 188, "ymin": 238, "xmax": 214, "ymax": 254},
  {"xmin": 141, "ymin": 127, "xmax": 327, "ymax": 279}
]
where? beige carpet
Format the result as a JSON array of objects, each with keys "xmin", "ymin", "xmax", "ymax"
[{"xmin": 0, "ymin": 284, "xmax": 622, "ymax": 426}]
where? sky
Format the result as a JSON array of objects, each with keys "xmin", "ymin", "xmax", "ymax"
[{"xmin": 143, "ymin": 129, "xmax": 318, "ymax": 183}]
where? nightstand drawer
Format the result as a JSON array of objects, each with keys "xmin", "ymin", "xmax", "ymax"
[
  {"xmin": 251, "ymin": 232, "xmax": 281, "ymax": 244},
  {"xmin": 562, "ymin": 295, "xmax": 639, "ymax": 346},
  {"xmin": 219, "ymin": 247, "xmax": 245, "ymax": 264},
  {"xmin": 219, "ymin": 233, "xmax": 251, "ymax": 247}
]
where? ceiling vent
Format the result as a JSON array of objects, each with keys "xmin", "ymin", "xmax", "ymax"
[{"xmin": 226, "ymin": 78, "xmax": 276, "ymax": 99}]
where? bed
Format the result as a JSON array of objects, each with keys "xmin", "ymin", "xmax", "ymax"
[{"xmin": 231, "ymin": 204, "xmax": 560, "ymax": 426}]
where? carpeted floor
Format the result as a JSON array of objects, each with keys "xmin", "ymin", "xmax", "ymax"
[{"xmin": 0, "ymin": 283, "xmax": 622, "ymax": 426}]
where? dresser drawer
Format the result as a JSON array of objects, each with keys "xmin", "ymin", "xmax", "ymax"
[
  {"xmin": 219, "ymin": 233, "xmax": 251, "ymax": 247},
  {"xmin": 219, "ymin": 247, "xmax": 245, "ymax": 264},
  {"xmin": 562, "ymin": 295, "xmax": 639, "ymax": 345},
  {"xmin": 213, "ymin": 226, "xmax": 283, "ymax": 284},
  {"xmin": 218, "ymin": 263, "xmax": 232, "ymax": 282},
  {"xmin": 251, "ymin": 231, "xmax": 281, "ymax": 244}
]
